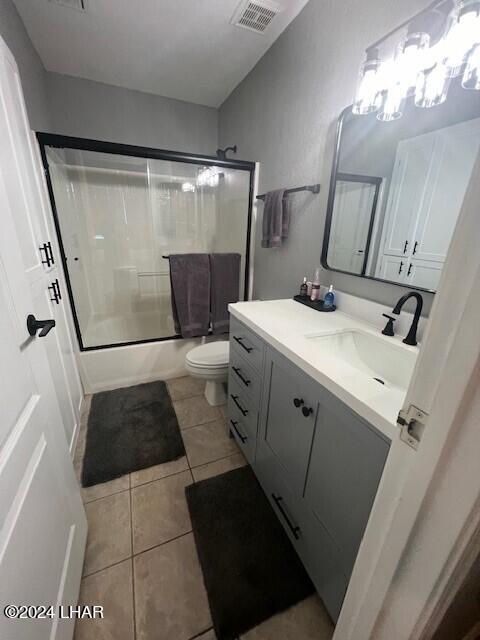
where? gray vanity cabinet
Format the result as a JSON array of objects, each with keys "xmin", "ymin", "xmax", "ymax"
[
  {"xmin": 304, "ymin": 398, "xmax": 390, "ymax": 578},
  {"xmin": 228, "ymin": 317, "xmax": 391, "ymax": 622}
]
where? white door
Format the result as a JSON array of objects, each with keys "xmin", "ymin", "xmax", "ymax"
[
  {"xmin": 327, "ymin": 180, "xmax": 377, "ymax": 274},
  {"xmin": 0, "ymin": 36, "xmax": 82, "ymax": 452},
  {"xmin": 0, "ymin": 36, "xmax": 87, "ymax": 640}
]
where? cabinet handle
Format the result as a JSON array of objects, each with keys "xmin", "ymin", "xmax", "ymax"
[
  {"xmin": 407, "ymin": 263, "xmax": 413, "ymax": 276},
  {"xmin": 232, "ymin": 366, "xmax": 251, "ymax": 386},
  {"xmin": 233, "ymin": 335, "xmax": 253, "ymax": 353},
  {"xmin": 413, "ymin": 241, "xmax": 418, "ymax": 255},
  {"xmin": 272, "ymin": 494, "xmax": 300, "ymax": 540},
  {"xmin": 398, "ymin": 261, "xmax": 404, "ymax": 275},
  {"xmin": 39, "ymin": 241, "xmax": 55, "ymax": 267},
  {"xmin": 302, "ymin": 406, "xmax": 313, "ymax": 417},
  {"xmin": 230, "ymin": 419, "xmax": 247, "ymax": 443},
  {"xmin": 48, "ymin": 278, "xmax": 61, "ymax": 304},
  {"xmin": 293, "ymin": 398, "xmax": 304, "ymax": 408},
  {"xmin": 230, "ymin": 394, "xmax": 248, "ymax": 416},
  {"xmin": 403, "ymin": 240, "xmax": 408, "ymax": 254}
]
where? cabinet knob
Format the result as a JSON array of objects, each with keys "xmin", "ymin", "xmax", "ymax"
[
  {"xmin": 293, "ymin": 398, "xmax": 304, "ymax": 408},
  {"xmin": 302, "ymin": 406, "xmax": 313, "ymax": 417}
]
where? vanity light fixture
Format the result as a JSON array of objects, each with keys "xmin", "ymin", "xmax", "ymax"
[{"xmin": 353, "ymin": 0, "xmax": 480, "ymax": 120}]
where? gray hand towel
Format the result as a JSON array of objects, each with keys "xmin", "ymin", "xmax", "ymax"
[
  {"xmin": 210, "ymin": 253, "xmax": 241, "ymax": 335},
  {"xmin": 261, "ymin": 189, "xmax": 291, "ymax": 248},
  {"xmin": 169, "ymin": 254, "xmax": 210, "ymax": 338}
]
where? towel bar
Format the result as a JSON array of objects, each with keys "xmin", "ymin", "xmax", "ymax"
[{"xmin": 256, "ymin": 184, "xmax": 320, "ymax": 201}]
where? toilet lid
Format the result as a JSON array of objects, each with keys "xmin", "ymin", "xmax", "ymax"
[{"xmin": 186, "ymin": 341, "xmax": 230, "ymax": 368}]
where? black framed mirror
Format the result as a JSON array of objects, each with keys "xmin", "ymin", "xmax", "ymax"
[{"xmin": 322, "ymin": 83, "xmax": 480, "ymax": 293}]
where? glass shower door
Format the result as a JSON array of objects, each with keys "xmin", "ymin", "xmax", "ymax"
[{"xmin": 43, "ymin": 144, "xmax": 252, "ymax": 349}]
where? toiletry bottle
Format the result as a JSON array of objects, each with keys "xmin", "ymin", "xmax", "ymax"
[
  {"xmin": 324, "ymin": 285, "xmax": 335, "ymax": 309},
  {"xmin": 310, "ymin": 267, "xmax": 321, "ymax": 301},
  {"xmin": 300, "ymin": 277, "xmax": 308, "ymax": 297}
]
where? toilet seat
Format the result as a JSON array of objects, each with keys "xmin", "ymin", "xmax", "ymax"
[{"xmin": 185, "ymin": 341, "xmax": 229, "ymax": 369}]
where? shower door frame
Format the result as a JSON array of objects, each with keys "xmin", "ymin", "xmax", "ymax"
[{"xmin": 36, "ymin": 132, "xmax": 256, "ymax": 352}]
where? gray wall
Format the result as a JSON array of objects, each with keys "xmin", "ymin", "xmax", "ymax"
[
  {"xmin": 46, "ymin": 73, "xmax": 218, "ymax": 155},
  {"xmin": 219, "ymin": 0, "xmax": 434, "ymax": 314},
  {"xmin": 0, "ymin": 0, "xmax": 50, "ymax": 130}
]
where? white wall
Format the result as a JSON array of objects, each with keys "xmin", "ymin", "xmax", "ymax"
[{"xmin": 219, "ymin": 0, "xmax": 435, "ymax": 315}]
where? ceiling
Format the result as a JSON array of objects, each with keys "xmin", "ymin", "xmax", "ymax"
[{"xmin": 13, "ymin": 0, "xmax": 309, "ymax": 107}]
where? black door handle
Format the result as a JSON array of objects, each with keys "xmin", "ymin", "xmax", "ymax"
[
  {"xmin": 230, "ymin": 394, "xmax": 248, "ymax": 416},
  {"xmin": 27, "ymin": 314, "xmax": 56, "ymax": 337},
  {"xmin": 302, "ymin": 406, "xmax": 313, "ymax": 417},
  {"xmin": 232, "ymin": 366, "xmax": 251, "ymax": 386},
  {"xmin": 293, "ymin": 398, "xmax": 304, "ymax": 408},
  {"xmin": 272, "ymin": 494, "xmax": 300, "ymax": 540}
]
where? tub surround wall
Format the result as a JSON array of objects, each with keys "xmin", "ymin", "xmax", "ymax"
[{"xmin": 219, "ymin": 0, "xmax": 434, "ymax": 316}]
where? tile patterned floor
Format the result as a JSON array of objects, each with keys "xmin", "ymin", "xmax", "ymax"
[{"xmin": 73, "ymin": 376, "xmax": 334, "ymax": 640}]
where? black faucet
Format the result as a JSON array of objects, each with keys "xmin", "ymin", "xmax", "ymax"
[{"xmin": 390, "ymin": 292, "xmax": 423, "ymax": 346}]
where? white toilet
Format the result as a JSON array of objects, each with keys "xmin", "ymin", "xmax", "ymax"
[{"xmin": 185, "ymin": 340, "xmax": 230, "ymax": 406}]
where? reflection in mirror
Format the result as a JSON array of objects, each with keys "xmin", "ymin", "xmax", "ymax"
[{"xmin": 323, "ymin": 83, "xmax": 480, "ymax": 292}]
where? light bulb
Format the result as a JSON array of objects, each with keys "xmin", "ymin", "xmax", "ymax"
[
  {"xmin": 377, "ymin": 83, "xmax": 404, "ymax": 121},
  {"xmin": 352, "ymin": 57, "xmax": 382, "ymax": 115},
  {"xmin": 182, "ymin": 182, "xmax": 195, "ymax": 193},
  {"xmin": 415, "ymin": 62, "xmax": 450, "ymax": 107},
  {"xmin": 444, "ymin": 0, "xmax": 480, "ymax": 77},
  {"xmin": 396, "ymin": 32, "xmax": 430, "ymax": 90},
  {"xmin": 463, "ymin": 43, "xmax": 480, "ymax": 88}
]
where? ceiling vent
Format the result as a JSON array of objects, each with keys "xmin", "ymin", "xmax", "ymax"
[
  {"xmin": 49, "ymin": 0, "xmax": 86, "ymax": 11},
  {"xmin": 231, "ymin": 0, "xmax": 283, "ymax": 34}
]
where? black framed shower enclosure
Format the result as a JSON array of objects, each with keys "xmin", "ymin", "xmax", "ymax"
[{"xmin": 37, "ymin": 133, "xmax": 255, "ymax": 352}]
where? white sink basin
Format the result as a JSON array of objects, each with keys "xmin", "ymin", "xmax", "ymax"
[{"xmin": 305, "ymin": 329, "xmax": 417, "ymax": 392}]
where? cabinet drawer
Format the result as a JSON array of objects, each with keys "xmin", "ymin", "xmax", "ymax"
[
  {"xmin": 230, "ymin": 316, "xmax": 265, "ymax": 374},
  {"xmin": 228, "ymin": 412, "xmax": 256, "ymax": 464},
  {"xmin": 228, "ymin": 378, "xmax": 258, "ymax": 441},
  {"xmin": 229, "ymin": 348, "xmax": 262, "ymax": 407}
]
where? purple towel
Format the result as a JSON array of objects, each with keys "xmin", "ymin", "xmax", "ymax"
[
  {"xmin": 210, "ymin": 253, "xmax": 241, "ymax": 335},
  {"xmin": 169, "ymin": 254, "xmax": 210, "ymax": 338},
  {"xmin": 261, "ymin": 189, "xmax": 291, "ymax": 248}
]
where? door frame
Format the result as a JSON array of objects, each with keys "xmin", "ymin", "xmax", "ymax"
[
  {"xmin": 36, "ymin": 132, "xmax": 256, "ymax": 352},
  {"xmin": 334, "ymin": 153, "xmax": 480, "ymax": 639}
]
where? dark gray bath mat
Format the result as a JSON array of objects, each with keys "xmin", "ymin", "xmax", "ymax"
[
  {"xmin": 82, "ymin": 380, "xmax": 185, "ymax": 487},
  {"xmin": 185, "ymin": 466, "xmax": 314, "ymax": 640}
]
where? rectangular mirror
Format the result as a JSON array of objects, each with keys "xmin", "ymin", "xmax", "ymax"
[{"xmin": 322, "ymin": 84, "xmax": 480, "ymax": 292}]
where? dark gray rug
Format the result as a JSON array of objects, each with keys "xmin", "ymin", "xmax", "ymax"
[
  {"xmin": 186, "ymin": 466, "xmax": 314, "ymax": 640},
  {"xmin": 81, "ymin": 381, "xmax": 185, "ymax": 487}
]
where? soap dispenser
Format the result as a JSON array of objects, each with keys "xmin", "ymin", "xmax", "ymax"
[{"xmin": 323, "ymin": 285, "xmax": 335, "ymax": 309}]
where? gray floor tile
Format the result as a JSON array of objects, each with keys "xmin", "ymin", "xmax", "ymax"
[
  {"xmin": 195, "ymin": 630, "xmax": 216, "ymax": 639},
  {"xmin": 131, "ymin": 470, "xmax": 193, "ymax": 554},
  {"xmin": 74, "ymin": 559, "xmax": 134, "ymax": 640},
  {"xmin": 173, "ymin": 396, "xmax": 221, "ymax": 430},
  {"xmin": 182, "ymin": 419, "xmax": 239, "ymax": 468},
  {"xmin": 134, "ymin": 533, "xmax": 212, "ymax": 640},
  {"xmin": 83, "ymin": 491, "xmax": 132, "ymax": 576},
  {"xmin": 240, "ymin": 595, "xmax": 334, "ymax": 640},
  {"xmin": 81, "ymin": 474, "xmax": 130, "ymax": 504},
  {"xmin": 167, "ymin": 376, "xmax": 205, "ymax": 401},
  {"xmin": 192, "ymin": 452, "xmax": 247, "ymax": 482},
  {"xmin": 130, "ymin": 456, "xmax": 189, "ymax": 488}
]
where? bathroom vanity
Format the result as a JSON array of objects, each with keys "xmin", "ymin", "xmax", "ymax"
[{"xmin": 227, "ymin": 299, "xmax": 418, "ymax": 621}]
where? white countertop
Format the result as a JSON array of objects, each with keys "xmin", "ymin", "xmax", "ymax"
[{"xmin": 229, "ymin": 299, "xmax": 420, "ymax": 441}]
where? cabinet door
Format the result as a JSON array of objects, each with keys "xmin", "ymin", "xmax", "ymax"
[
  {"xmin": 406, "ymin": 258, "xmax": 443, "ymax": 291},
  {"xmin": 376, "ymin": 254, "xmax": 407, "ymax": 284},
  {"xmin": 380, "ymin": 135, "xmax": 435, "ymax": 257},
  {"xmin": 259, "ymin": 348, "xmax": 318, "ymax": 497},
  {"xmin": 304, "ymin": 395, "xmax": 390, "ymax": 578},
  {"xmin": 413, "ymin": 118, "xmax": 480, "ymax": 263}
]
